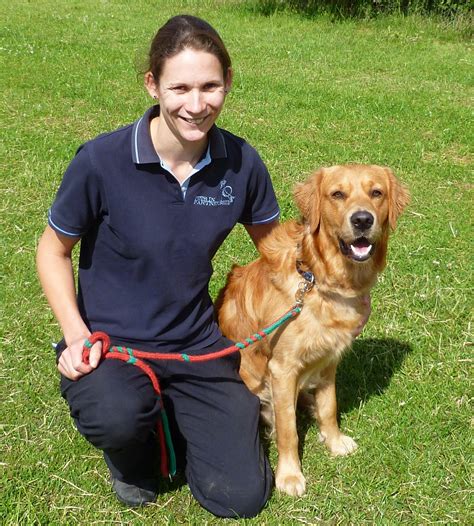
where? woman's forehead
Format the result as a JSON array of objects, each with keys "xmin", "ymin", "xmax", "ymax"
[{"xmin": 160, "ymin": 48, "xmax": 225, "ymax": 82}]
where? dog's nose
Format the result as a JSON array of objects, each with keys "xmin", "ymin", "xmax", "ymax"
[{"xmin": 351, "ymin": 211, "xmax": 374, "ymax": 231}]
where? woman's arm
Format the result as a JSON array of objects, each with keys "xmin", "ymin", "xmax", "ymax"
[
  {"xmin": 244, "ymin": 220, "xmax": 279, "ymax": 252},
  {"xmin": 36, "ymin": 225, "xmax": 102, "ymax": 380}
]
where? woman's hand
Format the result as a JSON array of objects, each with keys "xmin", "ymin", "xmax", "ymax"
[{"xmin": 58, "ymin": 335, "xmax": 103, "ymax": 381}]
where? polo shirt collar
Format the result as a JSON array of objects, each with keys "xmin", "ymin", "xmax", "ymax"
[{"xmin": 131, "ymin": 105, "xmax": 227, "ymax": 165}]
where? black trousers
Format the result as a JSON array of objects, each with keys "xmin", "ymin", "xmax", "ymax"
[{"xmin": 57, "ymin": 337, "xmax": 273, "ymax": 518}]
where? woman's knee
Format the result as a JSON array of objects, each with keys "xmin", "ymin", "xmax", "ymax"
[
  {"xmin": 60, "ymin": 361, "xmax": 161, "ymax": 450},
  {"xmin": 188, "ymin": 459, "xmax": 273, "ymax": 518},
  {"xmin": 71, "ymin": 391, "xmax": 160, "ymax": 450}
]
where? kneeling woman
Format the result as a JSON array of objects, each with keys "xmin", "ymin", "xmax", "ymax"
[{"xmin": 36, "ymin": 15, "xmax": 279, "ymax": 518}]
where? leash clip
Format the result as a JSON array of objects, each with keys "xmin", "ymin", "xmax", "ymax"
[
  {"xmin": 295, "ymin": 259, "xmax": 315, "ymax": 307},
  {"xmin": 295, "ymin": 279, "xmax": 314, "ymax": 307}
]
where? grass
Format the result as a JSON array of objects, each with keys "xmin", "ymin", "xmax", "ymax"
[{"xmin": 1, "ymin": 0, "xmax": 472, "ymax": 524}]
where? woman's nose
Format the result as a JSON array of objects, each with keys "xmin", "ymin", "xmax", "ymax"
[{"xmin": 186, "ymin": 89, "xmax": 206, "ymax": 114}]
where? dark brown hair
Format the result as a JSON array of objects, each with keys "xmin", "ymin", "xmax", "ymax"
[{"xmin": 146, "ymin": 15, "xmax": 231, "ymax": 82}]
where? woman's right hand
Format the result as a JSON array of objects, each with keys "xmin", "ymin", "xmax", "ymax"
[{"xmin": 58, "ymin": 335, "xmax": 103, "ymax": 381}]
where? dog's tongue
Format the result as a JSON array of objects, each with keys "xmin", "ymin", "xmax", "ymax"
[{"xmin": 350, "ymin": 238, "xmax": 372, "ymax": 258}]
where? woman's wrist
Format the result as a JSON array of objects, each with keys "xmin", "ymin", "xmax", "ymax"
[{"xmin": 63, "ymin": 322, "xmax": 91, "ymax": 348}]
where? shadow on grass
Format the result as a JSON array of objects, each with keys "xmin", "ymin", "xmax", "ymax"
[
  {"xmin": 156, "ymin": 471, "xmax": 187, "ymax": 494},
  {"xmin": 336, "ymin": 337, "xmax": 413, "ymax": 414},
  {"xmin": 295, "ymin": 337, "xmax": 412, "ymax": 456}
]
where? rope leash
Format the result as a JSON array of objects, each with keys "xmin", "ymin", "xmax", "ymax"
[{"xmin": 82, "ymin": 304, "xmax": 303, "ymax": 479}]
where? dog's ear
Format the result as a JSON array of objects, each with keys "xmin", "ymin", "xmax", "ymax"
[
  {"xmin": 294, "ymin": 169, "xmax": 323, "ymax": 232},
  {"xmin": 385, "ymin": 167, "xmax": 410, "ymax": 229}
]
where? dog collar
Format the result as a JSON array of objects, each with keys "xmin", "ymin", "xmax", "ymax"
[{"xmin": 296, "ymin": 259, "xmax": 315, "ymax": 286}]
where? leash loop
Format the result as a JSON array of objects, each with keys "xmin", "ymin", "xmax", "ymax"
[{"xmin": 82, "ymin": 331, "xmax": 110, "ymax": 364}]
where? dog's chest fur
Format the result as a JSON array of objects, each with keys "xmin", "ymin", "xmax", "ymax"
[
  {"xmin": 266, "ymin": 288, "xmax": 361, "ymax": 382},
  {"xmin": 258, "ymin": 229, "xmax": 372, "ymax": 393}
]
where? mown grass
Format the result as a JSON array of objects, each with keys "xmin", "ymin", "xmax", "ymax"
[{"xmin": 1, "ymin": 0, "xmax": 472, "ymax": 524}]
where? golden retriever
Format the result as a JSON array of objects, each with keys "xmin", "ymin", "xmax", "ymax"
[{"xmin": 217, "ymin": 164, "xmax": 409, "ymax": 496}]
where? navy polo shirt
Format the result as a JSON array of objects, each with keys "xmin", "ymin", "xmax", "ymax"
[{"xmin": 48, "ymin": 105, "xmax": 280, "ymax": 352}]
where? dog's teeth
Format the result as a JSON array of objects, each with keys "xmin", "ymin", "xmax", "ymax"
[{"xmin": 350, "ymin": 244, "xmax": 372, "ymax": 257}]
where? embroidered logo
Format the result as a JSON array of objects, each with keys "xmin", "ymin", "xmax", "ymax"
[{"xmin": 194, "ymin": 180, "xmax": 236, "ymax": 206}]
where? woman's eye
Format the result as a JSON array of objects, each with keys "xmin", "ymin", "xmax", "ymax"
[
  {"xmin": 331, "ymin": 191, "xmax": 345, "ymax": 200},
  {"xmin": 204, "ymin": 83, "xmax": 219, "ymax": 91}
]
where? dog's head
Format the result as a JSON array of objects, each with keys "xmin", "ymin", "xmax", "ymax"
[{"xmin": 294, "ymin": 164, "xmax": 410, "ymax": 265}]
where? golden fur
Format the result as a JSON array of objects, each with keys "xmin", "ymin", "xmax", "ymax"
[{"xmin": 217, "ymin": 164, "xmax": 409, "ymax": 496}]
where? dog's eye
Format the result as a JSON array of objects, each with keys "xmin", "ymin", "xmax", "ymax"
[
  {"xmin": 371, "ymin": 189, "xmax": 383, "ymax": 198},
  {"xmin": 331, "ymin": 191, "xmax": 345, "ymax": 200}
]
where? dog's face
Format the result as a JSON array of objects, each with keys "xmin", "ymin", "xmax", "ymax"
[{"xmin": 294, "ymin": 164, "xmax": 410, "ymax": 264}]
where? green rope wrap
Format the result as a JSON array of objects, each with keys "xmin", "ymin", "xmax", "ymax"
[{"xmin": 159, "ymin": 409, "xmax": 176, "ymax": 476}]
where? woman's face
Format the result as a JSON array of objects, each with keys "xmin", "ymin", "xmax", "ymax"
[{"xmin": 146, "ymin": 48, "xmax": 232, "ymax": 145}]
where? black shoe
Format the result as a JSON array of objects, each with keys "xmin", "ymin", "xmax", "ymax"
[{"xmin": 111, "ymin": 476, "xmax": 158, "ymax": 507}]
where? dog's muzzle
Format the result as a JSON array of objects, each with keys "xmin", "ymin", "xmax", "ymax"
[{"xmin": 338, "ymin": 210, "xmax": 376, "ymax": 262}]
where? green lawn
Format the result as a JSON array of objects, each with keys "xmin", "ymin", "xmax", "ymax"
[{"xmin": 1, "ymin": 1, "xmax": 472, "ymax": 524}]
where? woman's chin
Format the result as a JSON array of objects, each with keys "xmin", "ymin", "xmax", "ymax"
[{"xmin": 179, "ymin": 128, "xmax": 211, "ymax": 144}]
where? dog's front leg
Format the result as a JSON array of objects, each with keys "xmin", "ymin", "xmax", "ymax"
[
  {"xmin": 315, "ymin": 363, "xmax": 358, "ymax": 456},
  {"xmin": 270, "ymin": 367, "xmax": 306, "ymax": 496}
]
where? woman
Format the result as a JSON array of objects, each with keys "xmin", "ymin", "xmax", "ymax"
[{"xmin": 36, "ymin": 15, "xmax": 279, "ymax": 518}]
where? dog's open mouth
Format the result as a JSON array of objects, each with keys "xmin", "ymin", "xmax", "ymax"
[{"xmin": 339, "ymin": 237, "xmax": 375, "ymax": 262}]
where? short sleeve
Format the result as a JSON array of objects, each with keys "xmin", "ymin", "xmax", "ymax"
[
  {"xmin": 48, "ymin": 143, "xmax": 104, "ymax": 237},
  {"xmin": 239, "ymin": 147, "xmax": 280, "ymax": 225}
]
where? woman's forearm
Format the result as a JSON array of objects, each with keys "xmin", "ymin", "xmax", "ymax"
[{"xmin": 36, "ymin": 226, "xmax": 89, "ymax": 344}]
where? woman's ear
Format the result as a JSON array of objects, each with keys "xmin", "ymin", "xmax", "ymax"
[
  {"xmin": 144, "ymin": 71, "xmax": 158, "ymax": 99},
  {"xmin": 224, "ymin": 67, "xmax": 233, "ymax": 94}
]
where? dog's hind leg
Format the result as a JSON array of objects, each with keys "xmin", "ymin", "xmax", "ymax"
[{"xmin": 314, "ymin": 363, "xmax": 358, "ymax": 456}]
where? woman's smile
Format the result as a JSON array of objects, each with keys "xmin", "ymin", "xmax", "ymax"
[{"xmin": 180, "ymin": 115, "xmax": 208, "ymax": 125}]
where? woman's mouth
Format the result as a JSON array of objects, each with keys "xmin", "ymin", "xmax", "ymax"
[{"xmin": 181, "ymin": 116, "xmax": 207, "ymax": 125}]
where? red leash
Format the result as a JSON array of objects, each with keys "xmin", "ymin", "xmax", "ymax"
[
  {"xmin": 82, "ymin": 305, "xmax": 302, "ymax": 479},
  {"xmin": 82, "ymin": 331, "xmax": 178, "ymax": 479}
]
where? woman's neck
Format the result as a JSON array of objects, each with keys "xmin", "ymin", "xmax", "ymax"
[{"xmin": 150, "ymin": 116, "xmax": 208, "ymax": 169}]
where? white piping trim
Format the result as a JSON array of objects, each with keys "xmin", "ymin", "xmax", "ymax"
[
  {"xmin": 134, "ymin": 116, "xmax": 143, "ymax": 163},
  {"xmin": 48, "ymin": 210, "xmax": 83, "ymax": 237},
  {"xmin": 242, "ymin": 210, "xmax": 280, "ymax": 225}
]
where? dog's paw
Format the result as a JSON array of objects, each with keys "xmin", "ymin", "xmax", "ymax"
[
  {"xmin": 320, "ymin": 432, "xmax": 358, "ymax": 456},
  {"xmin": 275, "ymin": 469, "xmax": 306, "ymax": 497}
]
